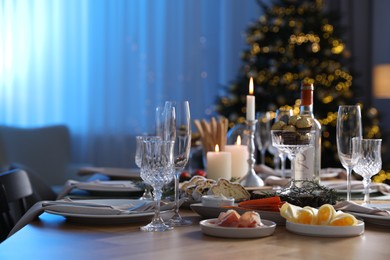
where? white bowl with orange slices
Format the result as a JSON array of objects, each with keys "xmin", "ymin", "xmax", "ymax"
[{"xmin": 280, "ymin": 202, "xmax": 364, "ymax": 237}]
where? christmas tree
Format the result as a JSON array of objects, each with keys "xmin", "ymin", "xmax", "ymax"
[{"xmin": 216, "ymin": 0, "xmax": 383, "ymax": 170}]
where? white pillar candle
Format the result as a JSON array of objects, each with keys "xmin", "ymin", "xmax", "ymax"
[
  {"xmin": 246, "ymin": 77, "xmax": 255, "ymax": 121},
  {"xmin": 224, "ymin": 136, "xmax": 249, "ymax": 179},
  {"xmin": 206, "ymin": 145, "xmax": 232, "ymax": 181}
]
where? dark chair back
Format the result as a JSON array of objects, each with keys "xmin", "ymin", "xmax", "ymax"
[
  {"xmin": 0, "ymin": 125, "xmax": 72, "ymax": 186},
  {"xmin": 0, "ymin": 169, "xmax": 33, "ymax": 242}
]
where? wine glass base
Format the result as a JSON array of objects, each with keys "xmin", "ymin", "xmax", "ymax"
[
  {"xmin": 140, "ymin": 222, "xmax": 173, "ymax": 232},
  {"xmin": 139, "ymin": 194, "xmax": 153, "ymax": 200},
  {"xmin": 167, "ymin": 214, "xmax": 192, "ymax": 226}
]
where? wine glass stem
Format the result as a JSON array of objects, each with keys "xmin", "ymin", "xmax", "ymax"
[
  {"xmin": 153, "ymin": 187, "xmax": 162, "ymax": 221},
  {"xmin": 280, "ymin": 155, "xmax": 286, "ymax": 179},
  {"xmin": 173, "ymin": 171, "xmax": 180, "ymax": 216},
  {"xmin": 346, "ymin": 167, "xmax": 352, "ymax": 201},
  {"xmin": 290, "ymin": 156, "xmax": 296, "ymax": 185},
  {"xmin": 362, "ymin": 177, "xmax": 371, "ymax": 205},
  {"xmin": 274, "ymin": 155, "xmax": 280, "ymax": 170},
  {"xmin": 261, "ymin": 150, "xmax": 266, "ymax": 165}
]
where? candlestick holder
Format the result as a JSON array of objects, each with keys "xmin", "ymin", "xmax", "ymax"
[{"xmin": 240, "ymin": 119, "xmax": 264, "ymax": 187}]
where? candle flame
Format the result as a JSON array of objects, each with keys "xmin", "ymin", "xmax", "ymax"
[
  {"xmin": 215, "ymin": 144, "xmax": 220, "ymax": 152},
  {"xmin": 249, "ymin": 77, "xmax": 254, "ymax": 95},
  {"xmin": 236, "ymin": 135, "xmax": 241, "ymax": 145}
]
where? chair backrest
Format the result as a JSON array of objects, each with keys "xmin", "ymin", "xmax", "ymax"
[
  {"xmin": 0, "ymin": 169, "xmax": 33, "ymax": 242},
  {"xmin": 0, "ymin": 125, "xmax": 72, "ymax": 186}
]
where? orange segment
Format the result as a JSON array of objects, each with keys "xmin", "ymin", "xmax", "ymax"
[
  {"xmin": 279, "ymin": 202, "xmax": 301, "ymax": 223},
  {"xmin": 297, "ymin": 206, "xmax": 318, "ymax": 225},
  {"xmin": 317, "ymin": 204, "xmax": 336, "ymax": 225},
  {"xmin": 329, "ymin": 212, "xmax": 358, "ymax": 226}
]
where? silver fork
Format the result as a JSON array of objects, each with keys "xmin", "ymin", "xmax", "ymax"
[{"xmin": 124, "ymin": 201, "xmax": 155, "ymax": 214}]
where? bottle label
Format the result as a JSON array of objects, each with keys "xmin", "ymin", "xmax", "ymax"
[{"xmin": 294, "ymin": 147, "xmax": 315, "ymax": 180}]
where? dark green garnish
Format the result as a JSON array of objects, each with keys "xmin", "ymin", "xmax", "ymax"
[{"xmin": 251, "ymin": 180, "xmax": 340, "ymax": 207}]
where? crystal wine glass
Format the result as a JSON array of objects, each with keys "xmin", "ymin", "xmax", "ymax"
[
  {"xmin": 271, "ymin": 129, "xmax": 315, "ymax": 187},
  {"xmin": 140, "ymin": 139, "xmax": 175, "ymax": 232},
  {"xmin": 274, "ymin": 108, "xmax": 293, "ymax": 178},
  {"xmin": 353, "ymin": 138, "xmax": 382, "ymax": 205},
  {"xmin": 267, "ymin": 144, "xmax": 280, "ymax": 170},
  {"xmin": 155, "ymin": 106, "xmax": 165, "ymax": 137},
  {"xmin": 336, "ymin": 105, "xmax": 362, "ymax": 201},
  {"xmin": 255, "ymin": 112, "xmax": 271, "ymax": 165},
  {"xmin": 135, "ymin": 135, "xmax": 161, "ymax": 200},
  {"xmin": 160, "ymin": 101, "xmax": 192, "ymax": 226}
]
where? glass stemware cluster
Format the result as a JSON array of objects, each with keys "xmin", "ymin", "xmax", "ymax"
[
  {"xmin": 336, "ymin": 105, "xmax": 382, "ymax": 203},
  {"xmin": 136, "ymin": 101, "xmax": 192, "ymax": 232}
]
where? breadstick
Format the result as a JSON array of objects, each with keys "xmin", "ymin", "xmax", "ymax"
[
  {"xmin": 210, "ymin": 117, "xmax": 217, "ymax": 145},
  {"xmin": 194, "ymin": 120, "xmax": 209, "ymax": 151},
  {"xmin": 201, "ymin": 119, "xmax": 213, "ymax": 151}
]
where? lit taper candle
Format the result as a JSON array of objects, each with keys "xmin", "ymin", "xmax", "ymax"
[{"xmin": 246, "ymin": 77, "xmax": 255, "ymax": 121}]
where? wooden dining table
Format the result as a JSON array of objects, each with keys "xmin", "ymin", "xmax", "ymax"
[{"xmin": 0, "ymin": 207, "xmax": 389, "ymax": 260}]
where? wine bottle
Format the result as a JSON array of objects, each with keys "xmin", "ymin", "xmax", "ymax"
[{"xmin": 294, "ymin": 83, "xmax": 321, "ymax": 183}]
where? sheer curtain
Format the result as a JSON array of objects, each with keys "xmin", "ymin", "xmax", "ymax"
[{"xmin": 0, "ymin": 0, "xmax": 260, "ymax": 167}]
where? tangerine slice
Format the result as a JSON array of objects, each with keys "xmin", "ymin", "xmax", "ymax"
[
  {"xmin": 280, "ymin": 202, "xmax": 301, "ymax": 223},
  {"xmin": 329, "ymin": 212, "xmax": 358, "ymax": 226},
  {"xmin": 317, "ymin": 204, "xmax": 336, "ymax": 225},
  {"xmin": 297, "ymin": 207, "xmax": 318, "ymax": 225}
]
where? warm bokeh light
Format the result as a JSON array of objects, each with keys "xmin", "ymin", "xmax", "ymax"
[{"xmin": 373, "ymin": 64, "xmax": 390, "ymax": 98}]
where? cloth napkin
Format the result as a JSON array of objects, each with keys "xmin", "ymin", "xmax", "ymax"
[
  {"xmin": 255, "ymin": 164, "xmax": 279, "ymax": 177},
  {"xmin": 264, "ymin": 176, "xmax": 290, "ymax": 187},
  {"xmin": 56, "ymin": 179, "xmax": 140, "ymax": 199},
  {"xmin": 256, "ymin": 165, "xmax": 346, "ymax": 181},
  {"xmin": 334, "ymin": 200, "xmax": 390, "ymax": 216},
  {"xmin": 322, "ymin": 180, "xmax": 390, "ymax": 195},
  {"xmin": 42, "ymin": 198, "xmax": 155, "ymax": 215}
]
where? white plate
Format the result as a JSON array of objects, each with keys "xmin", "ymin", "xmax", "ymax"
[
  {"xmin": 76, "ymin": 181, "xmax": 142, "ymax": 192},
  {"xmin": 190, "ymin": 203, "xmax": 285, "ymax": 225},
  {"xmin": 200, "ymin": 219, "xmax": 276, "ymax": 238},
  {"xmin": 350, "ymin": 213, "xmax": 390, "ymax": 227},
  {"xmin": 286, "ymin": 220, "xmax": 365, "ymax": 237},
  {"xmin": 320, "ymin": 171, "xmax": 339, "ymax": 179},
  {"xmin": 78, "ymin": 167, "xmax": 141, "ymax": 179},
  {"xmin": 347, "ymin": 204, "xmax": 390, "ymax": 227},
  {"xmin": 44, "ymin": 199, "xmax": 168, "ymax": 224}
]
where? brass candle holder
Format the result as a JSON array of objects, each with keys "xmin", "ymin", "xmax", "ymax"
[{"xmin": 240, "ymin": 119, "xmax": 264, "ymax": 187}]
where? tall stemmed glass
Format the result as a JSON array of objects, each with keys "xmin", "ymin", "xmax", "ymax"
[
  {"xmin": 155, "ymin": 106, "xmax": 165, "ymax": 137},
  {"xmin": 275, "ymin": 109, "xmax": 293, "ymax": 178},
  {"xmin": 162, "ymin": 101, "xmax": 192, "ymax": 226},
  {"xmin": 135, "ymin": 135, "xmax": 161, "ymax": 200},
  {"xmin": 353, "ymin": 138, "xmax": 382, "ymax": 205},
  {"xmin": 255, "ymin": 112, "xmax": 271, "ymax": 165},
  {"xmin": 336, "ymin": 105, "xmax": 362, "ymax": 201},
  {"xmin": 140, "ymin": 139, "xmax": 175, "ymax": 232},
  {"xmin": 271, "ymin": 129, "xmax": 315, "ymax": 187}
]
